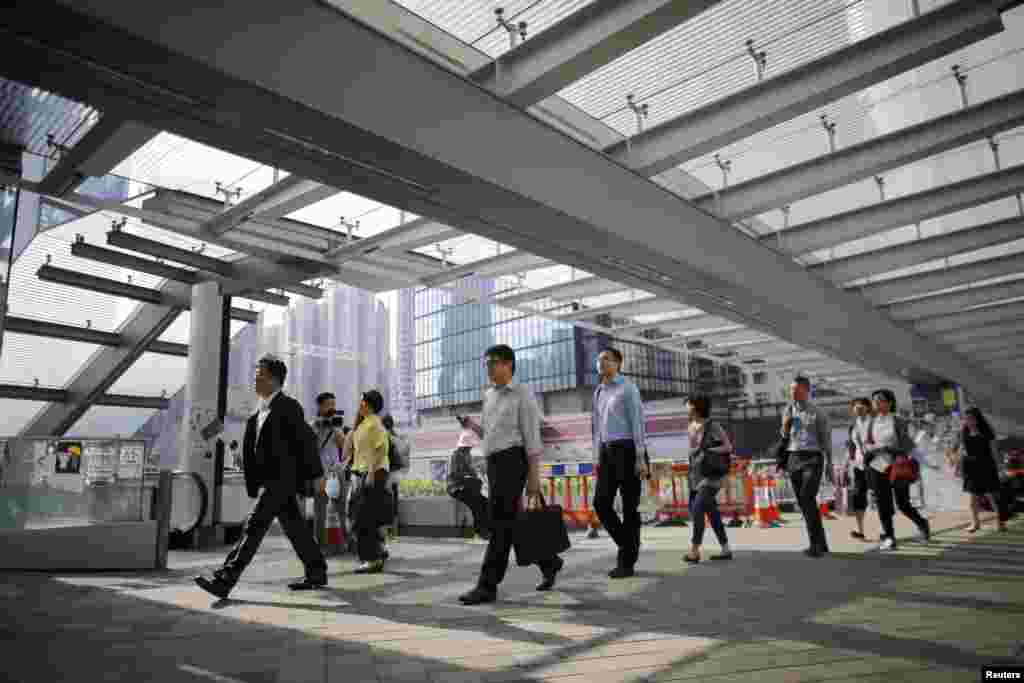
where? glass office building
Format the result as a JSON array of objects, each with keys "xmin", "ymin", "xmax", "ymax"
[{"xmin": 411, "ymin": 276, "xmax": 730, "ymax": 415}]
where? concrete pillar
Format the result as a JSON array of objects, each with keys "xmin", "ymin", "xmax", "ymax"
[{"xmin": 178, "ymin": 281, "xmax": 225, "ymax": 528}]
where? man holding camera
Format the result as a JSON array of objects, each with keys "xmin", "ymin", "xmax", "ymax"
[{"xmin": 311, "ymin": 392, "xmax": 348, "ymax": 555}]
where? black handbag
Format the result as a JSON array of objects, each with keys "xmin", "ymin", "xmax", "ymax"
[
  {"xmin": 774, "ymin": 407, "xmax": 793, "ymax": 470},
  {"xmin": 513, "ymin": 492, "xmax": 571, "ymax": 567}
]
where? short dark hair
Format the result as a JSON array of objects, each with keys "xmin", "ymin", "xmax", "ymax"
[
  {"xmin": 793, "ymin": 375, "xmax": 811, "ymax": 387},
  {"xmin": 871, "ymin": 388, "xmax": 897, "ymax": 410},
  {"xmin": 381, "ymin": 414, "xmax": 395, "ymax": 431},
  {"xmin": 362, "ymin": 389, "xmax": 384, "ymax": 415},
  {"xmin": 686, "ymin": 394, "xmax": 711, "ymax": 419},
  {"xmin": 852, "ymin": 397, "xmax": 872, "ymax": 409},
  {"xmin": 485, "ymin": 344, "xmax": 516, "ymax": 375},
  {"xmin": 599, "ymin": 347, "xmax": 623, "ymax": 364},
  {"xmin": 316, "ymin": 392, "xmax": 336, "ymax": 405},
  {"xmin": 258, "ymin": 354, "xmax": 287, "ymax": 386}
]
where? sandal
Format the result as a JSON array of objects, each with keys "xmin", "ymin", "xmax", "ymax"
[
  {"xmin": 967, "ymin": 525, "xmax": 980, "ymax": 534},
  {"xmin": 850, "ymin": 531, "xmax": 866, "ymax": 540}
]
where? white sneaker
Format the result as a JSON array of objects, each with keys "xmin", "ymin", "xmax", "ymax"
[{"xmin": 878, "ymin": 537, "xmax": 896, "ymax": 551}]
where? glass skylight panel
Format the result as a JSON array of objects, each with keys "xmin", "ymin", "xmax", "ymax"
[
  {"xmin": 558, "ymin": 0, "xmax": 868, "ymax": 135},
  {"xmin": 392, "ymin": 0, "xmax": 595, "ymax": 58},
  {"xmin": 0, "ymin": 334, "xmax": 101, "ymax": 388},
  {"xmin": 66, "ymin": 406, "xmax": 159, "ymax": 438},
  {"xmin": 106, "ymin": 353, "xmax": 187, "ymax": 398},
  {"xmin": 110, "ymin": 132, "xmax": 280, "ymax": 203},
  {"xmin": 283, "ymin": 190, "xmax": 387, "ymax": 234},
  {"xmin": 683, "ymin": 38, "xmax": 1024, "ymax": 187},
  {"xmin": 0, "ymin": 400, "xmax": 48, "ymax": 435},
  {"xmin": 6, "ymin": 231, "xmax": 160, "ymax": 333}
]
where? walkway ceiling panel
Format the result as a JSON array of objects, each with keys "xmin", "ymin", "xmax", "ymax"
[{"xmin": 10, "ymin": 0, "xmax": 1022, "ymax": 416}]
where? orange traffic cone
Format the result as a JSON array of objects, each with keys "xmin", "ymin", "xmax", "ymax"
[{"xmin": 753, "ymin": 475, "xmax": 778, "ymax": 528}]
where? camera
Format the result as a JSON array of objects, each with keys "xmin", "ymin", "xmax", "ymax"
[{"xmin": 330, "ymin": 410, "xmax": 345, "ymax": 427}]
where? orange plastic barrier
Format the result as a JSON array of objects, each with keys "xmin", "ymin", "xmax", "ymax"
[{"xmin": 540, "ymin": 460, "xmax": 758, "ymax": 527}]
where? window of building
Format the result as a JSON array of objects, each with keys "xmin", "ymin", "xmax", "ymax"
[
  {"xmin": 752, "ymin": 372, "xmax": 766, "ymax": 385},
  {"xmin": 755, "ymin": 391, "xmax": 770, "ymax": 404}
]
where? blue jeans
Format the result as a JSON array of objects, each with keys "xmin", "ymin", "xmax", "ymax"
[{"xmin": 689, "ymin": 487, "xmax": 728, "ymax": 547}]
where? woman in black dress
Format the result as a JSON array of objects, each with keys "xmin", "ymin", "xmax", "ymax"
[{"xmin": 959, "ymin": 407, "xmax": 1007, "ymax": 533}]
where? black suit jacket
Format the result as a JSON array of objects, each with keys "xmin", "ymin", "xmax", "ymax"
[{"xmin": 243, "ymin": 392, "xmax": 323, "ymax": 498}]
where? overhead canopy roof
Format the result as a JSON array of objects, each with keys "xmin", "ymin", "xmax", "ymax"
[{"xmin": 2, "ymin": 0, "xmax": 1024, "ymax": 432}]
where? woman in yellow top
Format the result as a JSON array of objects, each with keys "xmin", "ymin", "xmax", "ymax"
[{"xmin": 350, "ymin": 390, "xmax": 391, "ymax": 573}]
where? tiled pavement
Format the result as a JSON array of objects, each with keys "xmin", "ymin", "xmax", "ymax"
[{"xmin": 2, "ymin": 509, "xmax": 1022, "ymax": 682}]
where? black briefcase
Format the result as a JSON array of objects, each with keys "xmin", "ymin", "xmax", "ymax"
[{"xmin": 513, "ymin": 492, "xmax": 571, "ymax": 566}]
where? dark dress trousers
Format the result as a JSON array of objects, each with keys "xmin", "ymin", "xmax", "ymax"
[{"xmin": 217, "ymin": 393, "xmax": 327, "ymax": 585}]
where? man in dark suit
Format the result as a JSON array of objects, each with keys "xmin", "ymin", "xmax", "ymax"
[{"xmin": 195, "ymin": 355, "xmax": 327, "ymax": 599}]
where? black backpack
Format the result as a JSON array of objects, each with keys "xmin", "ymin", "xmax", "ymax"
[
  {"xmin": 699, "ymin": 420, "xmax": 731, "ymax": 479},
  {"xmin": 388, "ymin": 433, "xmax": 408, "ymax": 472}
]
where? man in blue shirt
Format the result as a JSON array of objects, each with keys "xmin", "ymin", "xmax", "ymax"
[{"xmin": 591, "ymin": 348, "xmax": 649, "ymax": 578}]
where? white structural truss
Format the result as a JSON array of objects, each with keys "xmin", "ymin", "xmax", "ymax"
[{"xmin": 3, "ymin": 0, "xmax": 1024, "ymax": 432}]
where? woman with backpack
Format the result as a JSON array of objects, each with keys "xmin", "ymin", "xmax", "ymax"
[{"xmin": 684, "ymin": 394, "xmax": 734, "ymax": 563}]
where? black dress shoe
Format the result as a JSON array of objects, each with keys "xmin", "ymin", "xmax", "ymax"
[
  {"xmin": 536, "ymin": 556, "xmax": 564, "ymax": 591},
  {"xmin": 803, "ymin": 547, "xmax": 827, "ymax": 558},
  {"xmin": 287, "ymin": 577, "xmax": 327, "ymax": 590},
  {"xmin": 194, "ymin": 575, "xmax": 232, "ymax": 600},
  {"xmin": 458, "ymin": 587, "xmax": 496, "ymax": 605},
  {"xmin": 608, "ymin": 566, "xmax": 635, "ymax": 579}
]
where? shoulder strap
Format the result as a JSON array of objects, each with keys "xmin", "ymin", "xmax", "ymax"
[{"xmin": 698, "ymin": 419, "xmax": 712, "ymax": 453}]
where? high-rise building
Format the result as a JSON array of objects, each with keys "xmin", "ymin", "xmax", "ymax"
[
  {"xmin": 135, "ymin": 284, "xmax": 392, "ymax": 467},
  {"xmin": 405, "ymin": 276, "xmax": 744, "ymax": 420}
]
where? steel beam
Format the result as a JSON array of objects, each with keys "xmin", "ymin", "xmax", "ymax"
[
  {"xmin": 696, "ymin": 89, "xmax": 1024, "ymax": 221},
  {"xmin": 326, "ymin": 217, "xmax": 459, "ymax": 262},
  {"xmin": 0, "ymin": 383, "xmax": 170, "ymax": 409},
  {"xmin": 934, "ymin": 320, "xmax": 1024, "ymax": 345},
  {"xmin": 10, "ymin": 0, "xmax": 1022, "ymax": 417},
  {"xmin": 883, "ymin": 278, "xmax": 1024, "ymax": 321},
  {"xmin": 70, "ymin": 240, "xmax": 289, "ymax": 306},
  {"xmin": 38, "ymin": 264, "xmax": 164, "ymax": 304},
  {"xmin": 202, "ymin": 175, "xmax": 338, "ymax": 236},
  {"xmin": 36, "ymin": 116, "xmax": 157, "ymax": 197},
  {"xmin": 420, "ymin": 250, "xmax": 550, "ymax": 288},
  {"xmin": 913, "ymin": 301, "xmax": 1024, "ymax": 335},
  {"xmin": 604, "ymin": 0, "xmax": 1008, "ymax": 174},
  {"xmin": 71, "ymin": 240, "xmax": 199, "ymax": 284},
  {"xmin": 972, "ymin": 347, "xmax": 1024, "ymax": 362},
  {"xmin": 470, "ymin": 0, "xmax": 722, "ymax": 108},
  {"xmin": 19, "ymin": 278, "xmax": 188, "ymax": 436},
  {"xmin": 3, "ymin": 315, "xmax": 188, "ymax": 357},
  {"xmin": 35, "ymin": 264, "xmax": 258, "ymax": 324},
  {"xmin": 858, "ymin": 252, "xmax": 1024, "ymax": 305},
  {"xmin": 563, "ymin": 297, "xmax": 691, "ymax": 321},
  {"xmin": 496, "ymin": 276, "xmax": 621, "ymax": 308},
  {"xmin": 774, "ymin": 164, "xmax": 1024, "ymax": 255},
  {"xmin": 646, "ymin": 314, "xmax": 738, "ymax": 335},
  {"xmin": 951, "ymin": 336, "xmax": 1024, "ymax": 354},
  {"xmin": 106, "ymin": 229, "xmax": 322, "ymax": 299},
  {"xmin": 810, "ymin": 215, "xmax": 1024, "ymax": 284}
]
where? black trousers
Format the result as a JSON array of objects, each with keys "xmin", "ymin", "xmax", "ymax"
[
  {"xmin": 849, "ymin": 467, "xmax": 869, "ymax": 513},
  {"xmin": 789, "ymin": 453, "xmax": 828, "ymax": 552},
  {"xmin": 478, "ymin": 447, "xmax": 559, "ymax": 591},
  {"xmin": 867, "ymin": 467, "xmax": 927, "ymax": 539},
  {"xmin": 218, "ymin": 485, "xmax": 326, "ymax": 585},
  {"xmin": 593, "ymin": 440, "xmax": 642, "ymax": 569},
  {"xmin": 352, "ymin": 476, "xmax": 391, "ymax": 562}
]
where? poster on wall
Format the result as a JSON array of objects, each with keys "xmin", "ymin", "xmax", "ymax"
[
  {"xmin": 83, "ymin": 440, "xmax": 118, "ymax": 484},
  {"xmin": 119, "ymin": 442, "xmax": 145, "ymax": 480},
  {"xmin": 53, "ymin": 441, "xmax": 83, "ymax": 475}
]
